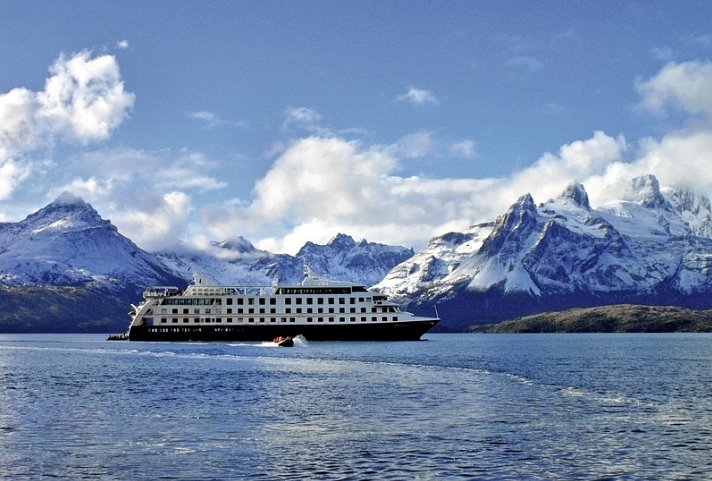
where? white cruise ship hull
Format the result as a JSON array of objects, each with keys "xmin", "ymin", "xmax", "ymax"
[
  {"xmin": 126, "ymin": 269, "xmax": 439, "ymax": 342},
  {"xmin": 128, "ymin": 318, "xmax": 438, "ymax": 342}
]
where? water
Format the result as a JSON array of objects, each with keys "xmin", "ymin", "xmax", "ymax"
[{"xmin": 1, "ymin": 333, "xmax": 710, "ymax": 480}]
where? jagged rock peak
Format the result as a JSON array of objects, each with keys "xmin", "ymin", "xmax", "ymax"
[
  {"xmin": 213, "ymin": 237, "xmax": 257, "ymax": 253},
  {"xmin": 493, "ymin": 193, "xmax": 538, "ymax": 231},
  {"xmin": 561, "ymin": 183, "xmax": 591, "ymax": 210},
  {"xmin": 510, "ymin": 193, "xmax": 538, "ymax": 218},
  {"xmin": 22, "ymin": 191, "xmax": 107, "ymax": 230},
  {"xmin": 518, "ymin": 193, "xmax": 536, "ymax": 207},
  {"xmin": 53, "ymin": 191, "xmax": 88, "ymax": 206},
  {"xmin": 668, "ymin": 186, "xmax": 712, "ymax": 213},
  {"xmin": 624, "ymin": 175, "xmax": 670, "ymax": 210},
  {"xmin": 328, "ymin": 233, "xmax": 357, "ymax": 248}
]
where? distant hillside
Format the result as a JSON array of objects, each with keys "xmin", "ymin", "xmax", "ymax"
[
  {"xmin": 481, "ymin": 304, "xmax": 712, "ymax": 333},
  {"xmin": 0, "ymin": 286, "xmax": 132, "ymax": 333}
]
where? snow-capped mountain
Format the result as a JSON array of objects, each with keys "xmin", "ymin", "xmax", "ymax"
[
  {"xmin": 156, "ymin": 237, "xmax": 304, "ymax": 287},
  {"xmin": 0, "ymin": 194, "xmax": 414, "ymax": 332},
  {"xmin": 0, "ymin": 195, "xmax": 412, "ymax": 292},
  {"xmin": 5, "ymin": 177, "xmax": 712, "ymax": 334},
  {"xmin": 0, "ymin": 192, "xmax": 181, "ymax": 290},
  {"xmin": 376, "ymin": 175, "xmax": 712, "ymax": 331},
  {"xmin": 296, "ymin": 233, "xmax": 414, "ymax": 286},
  {"xmin": 157, "ymin": 233, "xmax": 413, "ymax": 288}
]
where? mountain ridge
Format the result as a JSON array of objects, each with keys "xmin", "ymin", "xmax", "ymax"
[
  {"xmin": 3, "ymin": 174, "xmax": 712, "ymax": 333},
  {"xmin": 0, "ymin": 195, "xmax": 414, "ymax": 332},
  {"xmin": 377, "ymin": 175, "xmax": 712, "ymax": 331}
]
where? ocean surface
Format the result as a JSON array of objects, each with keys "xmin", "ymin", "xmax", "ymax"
[{"xmin": 0, "ymin": 333, "xmax": 710, "ymax": 480}]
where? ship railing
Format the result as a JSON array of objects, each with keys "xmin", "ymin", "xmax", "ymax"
[
  {"xmin": 184, "ymin": 285, "xmax": 277, "ymax": 296},
  {"xmin": 144, "ymin": 286, "xmax": 181, "ymax": 298}
]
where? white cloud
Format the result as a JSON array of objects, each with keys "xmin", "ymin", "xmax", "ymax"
[
  {"xmin": 508, "ymin": 131, "xmax": 628, "ymax": 207},
  {"xmin": 0, "ymin": 159, "xmax": 32, "ymax": 200},
  {"xmin": 116, "ymin": 40, "xmax": 130, "ymax": 50},
  {"xmin": 114, "ymin": 191, "xmax": 192, "ymax": 252},
  {"xmin": 190, "ymin": 110, "xmax": 223, "ymax": 129},
  {"xmin": 197, "ymin": 127, "xmax": 636, "ymax": 254},
  {"xmin": 388, "ymin": 130, "xmax": 437, "ymax": 159},
  {"xmin": 38, "ymin": 50, "xmax": 135, "ymax": 143},
  {"xmin": 43, "ymin": 147, "xmax": 228, "ymax": 251},
  {"xmin": 636, "ymin": 60, "xmax": 712, "ymax": 120},
  {"xmin": 188, "ymin": 110, "xmax": 247, "ymax": 130},
  {"xmin": 450, "ymin": 139, "xmax": 477, "ymax": 159},
  {"xmin": 397, "ymin": 87, "xmax": 439, "ymax": 106},
  {"xmin": 70, "ymin": 148, "xmax": 226, "ymax": 192},
  {"xmin": 650, "ymin": 46, "xmax": 675, "ymax": 62},
  {"xmin": 201, "ymin": 135, "xmax": 498, "ymax": 253},
  {"xmin": 285, "ymin": 106, "xmax": 322, "ymax": 125},
  {"xmin": 283, "ymin": 106, "xmax": 324, "ymax": 131},
  {"xmin": 0, "ymin": 49, "xmax": 133, "ymax": 200}
]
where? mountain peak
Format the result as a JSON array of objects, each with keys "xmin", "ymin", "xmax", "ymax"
[
  {"xmin": 213, "ymin": 237, "xmax": 257, "ymax": 254},
  {"xmin": 624, "ymin": 175, "xmax": 670, "ymax": 210},
  {"xmin": 22, "ymin": 192, "xmax": 107, "ymax": 232},
  {"xmin": 561, "ymin": 183, "xmax": 591, "ymax": 210},
  {"xmin": 53, "ymin": 191, "xmax": 88, "ymax": 207},
  {"xmin": 327, "ymin": 233, "xmax": 356, "ymax": 248}
]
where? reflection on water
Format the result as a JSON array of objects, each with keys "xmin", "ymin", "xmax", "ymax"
[{"xmin": 0, "ymin": 333, "xmax": 710, "ymax": 480}]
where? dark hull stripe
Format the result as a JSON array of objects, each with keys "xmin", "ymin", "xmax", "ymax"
[{"xmin": 128, "ymin": 320, "xmax": 438, "ymax": 342}]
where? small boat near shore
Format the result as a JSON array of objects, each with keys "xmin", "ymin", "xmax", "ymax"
[{"xmin": 107, "ymin": 332, "xmax": 129, "ymax": 341}]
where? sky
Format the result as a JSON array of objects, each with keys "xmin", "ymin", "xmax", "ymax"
[{"xmin": 2, "ymin": 1, "xmax": 712, "ymax": 254}]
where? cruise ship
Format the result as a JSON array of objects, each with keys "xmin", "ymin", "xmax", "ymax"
[{"xmin": 126, "ymin": 268, "xmax": 439, "ymax": 341}]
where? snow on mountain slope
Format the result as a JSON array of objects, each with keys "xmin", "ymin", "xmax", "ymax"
[
  {"xmin": 0, "ymin": 193, "xmax": 414, "ymax": 296},
  {"xmin": 374, "ymin": 223, "xmax": 494, "ymax": 298},
  {"xmin": 297, "ymin": 233, "xmax": 414, "ymax": 287},
  {"xmin": 158, "ymin": 233, "xmax": 414, "ymax": 288},
  {"xmin": 156, "ymin": 237, "xmax": 304, "ymax": 286},
  {"xmin": 0, "ymin": 193, "xmax": 178, "ymax": 289},
  {"xmin": 378, "ymin": 175, "xmax": 712, "ymax": 312}
]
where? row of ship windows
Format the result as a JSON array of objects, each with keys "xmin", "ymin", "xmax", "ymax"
[
  {"xmin": 160, "ymin": 306, "xmax": 397, "ymax": 315},
  {"xmin": 163, "ymin": 297, "xmax": 371, "ymax": 306},
  {"xmin": 148, "ymin": 327, "xmax": 235, "ymax": 333},
  {"xmin": 156, "ymin": 316, "xmax": 398, "ymax": 324}
]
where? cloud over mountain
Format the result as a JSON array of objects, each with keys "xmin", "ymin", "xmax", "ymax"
[{"xmin": 0, "ymin": 50, "xmax": 134, "ymax": 200}]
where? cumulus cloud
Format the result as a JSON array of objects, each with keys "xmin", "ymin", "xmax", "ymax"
[
  {"xmin": 198, "ymin": 118, "xmax": 705, "ymax": 255},
  {"xmin": 114, "ymin": 191, "xmax": 193, "ymax": 252},
  {"xmin": 0, "ymin": 159, "xmax": 32, "ymax": 200},
  {"xmin": 0, "ymin": 49, "xmax": 133, "ymax": 200},
  {"xmin": 202, "ymin": 135, "xmax": 497, "ymax": 253},
  {"xmin": 38, "ymin": 51, "xmax": 135, "ymax": 143},
  {"xmin": 397, "ymin": 87, "xmax": 439, "ymax": 106},
  {"xmin": 636, "ymin": 61, "xmax": 712, "ymax": 120},
  {"xmin": 46, "ymin": 147, "xmax": 227, "ymax": 251},
  {"xmin": 114, "ymin": 58, "xmax": 712, "ymax": 254}
]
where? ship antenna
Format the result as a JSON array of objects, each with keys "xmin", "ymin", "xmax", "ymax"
[{"xmin": 434, "ymin": 304, "xmax": 440, "ymax": 319}]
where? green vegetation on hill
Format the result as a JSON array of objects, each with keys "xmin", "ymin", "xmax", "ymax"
[{"xmin": 478, "ymin": 304, "xmax": 712, "ymax": 333}]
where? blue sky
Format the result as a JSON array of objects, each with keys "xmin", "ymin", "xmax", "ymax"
[{"xmin": 3, "ymin": 1, "xmax": 712, "ymax": 253}]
